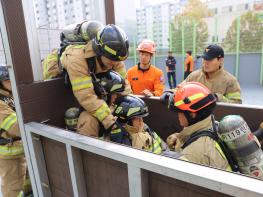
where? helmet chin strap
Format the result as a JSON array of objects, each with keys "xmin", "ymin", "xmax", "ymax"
[
  {"xmin": 183, "ymin": 111, "xmax": 197, "ymax": 126},
  {"xmin": 183, "ymin": 111, "xmax": 204, "ymax": 126},
  {"xmin": 97, "ymin": 56, "xmax": 106, "ymax": 68}
]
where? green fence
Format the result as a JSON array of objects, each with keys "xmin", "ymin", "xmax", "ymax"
[{"xmin": 129, "ymin": 11, "xmax": 263, "ymax": 85}]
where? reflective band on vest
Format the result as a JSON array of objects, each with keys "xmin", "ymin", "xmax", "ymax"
[
  {"xmin": 92, "ymin": 103, "xmax": 111, "ymax": 122},
  {"xmin": 71, "ymin": 76, "xmax": 93, "ymax": 91},
  {"xmin": 0, "ymin": 113, "xmax": 17, "ymax": 131},
  {"xmin": 104, "ymin": 45, "xmax": 117, "ymax": 55},
  {"xmin": 17, "ymin": 191, "xmax": 23, "ymax": 197},
  {"xmin": 174, "ymin": 93, "xmax": 205, "ymax": 107},
  {"xmin": 215, "ymin": 142, "xmax": 232, "ymax": 171},
  {"xmin": 225, "ymin": 92, "xmax": 241, "ymax": 100},
  {"xmin": 73, "ymin": 45, "xmax": 85, "ymax": 49},
  {"xmin": 65, "ymin": 118, "xmax": 78, "ymax": 126},
  {"xmin": 0, "ymin": 144, "xmax": 24, "ymax": 156},
  {"xmin": 148, "ymin": 133, "xmax": 162, "ymax": 154},
  {"xmin": 110, "ymin": 128, "xmax": 121, "ymax": 134}
]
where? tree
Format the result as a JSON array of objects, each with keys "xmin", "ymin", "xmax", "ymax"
[
  {"xmin": 223, "ymin": 11, "xmax": 263, "ymax": 53},
  {"xmin": 169, "ymin": 0, "xmax": 211, "ymax": 54}
]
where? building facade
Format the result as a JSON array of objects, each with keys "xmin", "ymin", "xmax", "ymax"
[
  {"xmin": 136, "ymin": 0, "xmax": 263, "ymax": 50},
  {"xmin": 136, "ymin": 0, "xmax": 187, "ymax": 50},
  {"xmin": 33, "ymin": 0, "xmax": 105, "ymax": 28},
  {"xmin": 31, "ymin": 0, "xmax": 106, "ymax": 59},
  {"xmin": 204, "ymin": 0, "xmax": 263, "ymax": 44}
]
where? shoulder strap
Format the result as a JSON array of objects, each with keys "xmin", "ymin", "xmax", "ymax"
[
  {"xmin": 85, "ymin": 57, "xmax": 107, "ymax": 97},
  {"xmin": 182, "ymin": 130, "xmax": 217, "ymax": 149},
  {"xmin": 86, "ymin": 57, "xmax": 96, "ymax": 75},
  {"xmin": 144, "ymin": 124, "xmax": 155, "ymax": 137},
  {"xmin": 182, "ymin": 129, "xmax": 239, "ymax": 172}
]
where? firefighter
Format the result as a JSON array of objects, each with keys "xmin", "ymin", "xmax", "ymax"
[
  {"xmin": 113, "ymin": 95, "xmax": 165, "ymax": 154},
  {"xmin": 60, "ymin": 24, "xmax": 132, "ymax": 144},
  {"xmin": 166, "ymin": 82, "xmax": 231, "ymax": 170},
  {"xmin": 161, "ymin": 44, "xmax": 242, "ymax": 104},
  {"xmin": 127, "ymin": 39, "xmax": 164, "ymax": 97},
  {"xmin": 0, "ymin": 66, "xmax": 29, "ymax": 197}
]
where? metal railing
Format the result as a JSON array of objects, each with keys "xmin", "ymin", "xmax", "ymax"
[{"xmin": 25, "ymin": 122, "xmax": 263, "ymax": 197}]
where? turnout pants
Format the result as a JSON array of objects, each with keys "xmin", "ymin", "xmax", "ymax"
[{"xmin": 0, "ymin": 156, "xmax": 26, "ymax": 197}]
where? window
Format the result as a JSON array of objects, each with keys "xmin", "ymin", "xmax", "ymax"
[
  {"xmin": 210, "ymin": 8, "xmax": 218, "ymax": 15},
  {"xmin": 245, "ymin": 3, "xmax": 249, "ymax": 10},
  {"xmin": 222, "ymin": 6, "xmax": 231, "ymax": 13}
]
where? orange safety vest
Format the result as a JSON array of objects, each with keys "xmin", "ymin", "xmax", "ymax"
[
  {"xmin": 184, "ymin": 56, "xmax": 194, "ymax": 72},
  {"xmin": 127, "ymin": 64, "xmax": 164, "ymax": 96}
]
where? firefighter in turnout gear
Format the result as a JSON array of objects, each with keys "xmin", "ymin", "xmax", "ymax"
[
  {"xmin": 113, "ymin": 95, "xmax": 165, "ymax": 154},
  {"xmin": 61, "ymin": 24, "xmax": 132, "ymax": 144},
  {"xmin": 166, "ymin": 82, "xmax": 231, "ymax": 170},
  {"xmin": 184, "ymin": 44, "xmax": 242, "ymax": 104},
  {"xmin": 0, "ymin": 65, "xmax": 29, "ymax": 197}
]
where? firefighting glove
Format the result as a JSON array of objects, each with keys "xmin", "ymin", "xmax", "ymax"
[
  {"xmin": 108, "ymin": 121, "xmax": 131, "ymax": 145},
  {"xmin": 160, "ymin": 90, "xmax": 174, "ymax": 104},
  {"xmin": 166, "ymin": 133, "xmax": 179, "ymax": 150}
]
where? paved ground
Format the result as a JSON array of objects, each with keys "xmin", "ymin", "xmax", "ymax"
[{"xmin": 240, "ymin": 84, "xmax": 263, "ymax": 106}]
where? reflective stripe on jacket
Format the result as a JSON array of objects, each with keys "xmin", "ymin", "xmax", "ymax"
[
  {"xmin": 0, "ymin": 112, "xmax": 17, "ymax": 131},
  {"xmin": 147, "ymin": 132, "xmax": 163, "ymax": 154}
]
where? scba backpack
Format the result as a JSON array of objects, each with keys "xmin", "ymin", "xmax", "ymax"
[{"xmin": 42, "ymin": 20, "xmax": 103, "ymax": 80}]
